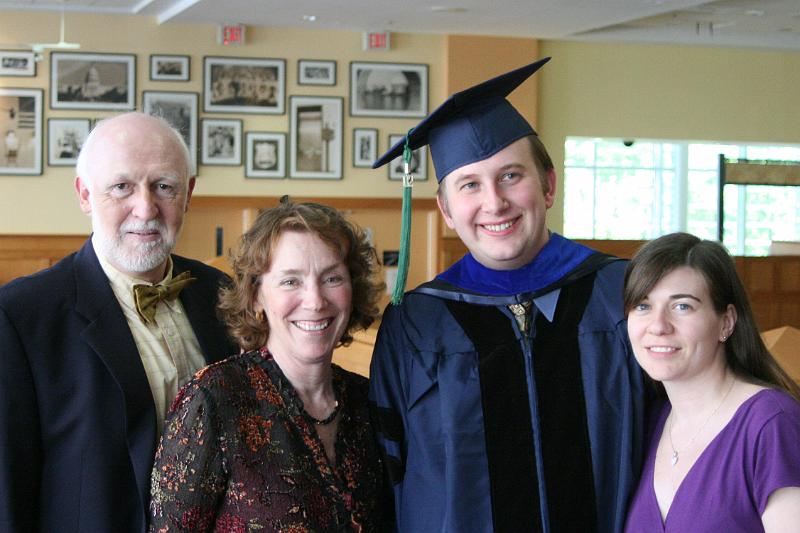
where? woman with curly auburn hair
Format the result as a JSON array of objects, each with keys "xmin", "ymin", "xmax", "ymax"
[
  {"xmin": 623, "ymin": 232, "xmax": 800, "ymax": 533},
  {"xmin": 150, "ymin": 197, "xmax": 388, "ymax": 532}
]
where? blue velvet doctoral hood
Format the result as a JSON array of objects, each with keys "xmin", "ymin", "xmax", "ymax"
[{"xmin": 436, "ymin": 232, "xmax": 595, "ymax": 296}]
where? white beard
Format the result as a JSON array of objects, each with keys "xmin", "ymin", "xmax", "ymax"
[{"xmin": 92, "ymin": 217, "xmax": 177, "ymax": 275}]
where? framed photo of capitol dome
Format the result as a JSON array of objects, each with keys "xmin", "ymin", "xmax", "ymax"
[{"xmin": 50, "ymin": 52, "xmax": 135, "ymax": 111}]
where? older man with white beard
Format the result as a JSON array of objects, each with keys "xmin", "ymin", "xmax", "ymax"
[{"xmin": 0, "ymin": 112, "xmax": 237, "ymax": 533}]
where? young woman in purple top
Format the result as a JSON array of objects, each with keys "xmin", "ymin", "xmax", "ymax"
[{"xmin": 623, "ymin": 232, "xmax": 800, "ymax": 533}]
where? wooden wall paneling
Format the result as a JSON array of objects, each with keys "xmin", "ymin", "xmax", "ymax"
[
  {"xmin": 0, "ymin": 235, "xmax": 87, "ymax": 285},
  {"xmin": 3, "ymin": 229, "xmax": 798, "ymax": 333},
  {"xmin": 574, "ymin": 239, "xmax": 645, "ymax": 259},
  {"xmin": 173, "ymin": 203, "xmax": 253, "ymax": 263}
]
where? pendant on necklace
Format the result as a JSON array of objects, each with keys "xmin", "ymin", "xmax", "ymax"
[{"xmin": 671, "ymin": 451, "xmax": 679, "ymax": 467}]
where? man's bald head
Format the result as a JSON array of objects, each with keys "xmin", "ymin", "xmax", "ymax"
[{"xmin": 77, "ymin": 112, "xmax": 192, "ymax": 184}]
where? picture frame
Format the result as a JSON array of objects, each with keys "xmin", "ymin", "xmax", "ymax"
[
  {"xmin": 352, "ymin": 128, "xmax": 378, "ymax": 168},
  {"xmin": 201, "ymin": 118, "xmax": 242, "ymax": 166},
  {"xmin": 50, "ymin": 52, "xmax": 135, "ymax": 110},
  {"xmin": 203, "ymin": 56, "xmax": 285, "ymax": 114},
  {"xmin": 289, "ymin": 96, "xmax": 343, "ymax": 180},
  {"xmin": 0, "ymin": 50, "xmax": 36, "ymax": 77},
  {"xmin": 387, "ymin": 133, "xmax": 428, "ymax": 181},
  {"xmin": 350, "ymin": 61, "xmax": 428, "ymax": 118},
  {"xmin": 0, "ymin": 88, "xmax": 43, "ymax": 175},
  {"xmin": 142, "ymin": 91, "xmax": 198, "ymax": 175},
  {"xmin": 245, "ymin": 131, "xmax": 286, "ymax": 179},
  {"xmin": 150, "ymin": 54, "xmax": 190, "ymax": 82},
  {"xmin": 298, "ymin": 59, "xmax": 336, "ymax": 86},
  {"xmin": 47, "ymin": 118, "xmax": 90, "ymax": 167}
]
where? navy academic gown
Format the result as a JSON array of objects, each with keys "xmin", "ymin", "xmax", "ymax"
[{"xmin": 369, "ymin": 234, "xmax": 647, "ymax": 532}]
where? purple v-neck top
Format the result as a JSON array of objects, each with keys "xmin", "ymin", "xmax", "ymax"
[{"xmin": 625, "ymin": 389, "xmax": 800, "ymax": 533}]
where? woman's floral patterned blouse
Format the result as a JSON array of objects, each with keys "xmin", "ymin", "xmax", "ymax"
[{"xmin": 149, "ymin": 347, "xmax": 386, "ymax": 532}]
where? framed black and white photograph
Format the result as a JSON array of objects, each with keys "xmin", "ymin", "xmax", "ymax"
[
  {"xmin": 245, "ymin": 131, "xmax": 285, "ymax": 179},
  {"xmin": 387, "ymin": 133, "xmax": 428, "ymax": 181},
  {"xmin": 298, "ymin": 59, "xmax": 336, "ymax": 86},
  {"xmin": 47, "ymin": 118, "xmax": 90, "ymax": 166},
  {"xmin": 0, "ymin": 88, "xmax": 42, "ymax": 175},
  {"xmin": 289, "ymin": 96, "xmax": 342, "ymax": 180},
  {"xmin": 0, "ymin": 50, "xmax": 36, "ymax": 77},
  {"xmin": 142, "ymin": 91, "xmax": 198, "ymax": 175},
  {"xmin": 204, "ymin": 56, "xmax": 285, "ymax": 114},
  {"xmin": 201, "ymin": 118, "xmax": 241, "ymax": 166},
  {"xmin": 50, "ymin": 52, "xmax": 135, "ymax": 110},
  {"xmin": 353, "ymin": 128, "xmax": 377, "ymax": 168},
  {"xmin": 350, "ymin": 61, "xmax": 428, "ymax": 118},
  {"xmin": 150, "ymin": 54, "xmax": 190, "ymax": 81}
]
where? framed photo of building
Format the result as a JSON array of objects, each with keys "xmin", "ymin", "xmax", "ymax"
[
  {"xmin": 353, "ymin": 128, "xmax": 377, "ymax": 168},
  {"xmin": 50, "ymin": 52, "xmax": 135, "ymax": 110},
  {"xmin": 142, "ymin": 91, "xmax": 198, "ymax": 175},
  {"xmin": 150, "ymin": 54, "xmax": 190, "ymax": 81},
  {"xmin": 245, "ymin": 131, "xmax": 285, "ymax": 179},
  {"xmin": 289, "ymin": 96, "xmax": 342, "ymax": 179},
  {"xmin": 201, "ymin": 118, "xmax": 241, "ymax": 166},
  {"xmin": 350, "ymin": 61, "xmax": 427, "ymax": 118},
  {"xmin": 0, "ymin": 88, "xmax": 43, "ymax": 175},
  {"xmin": 298, "ymin": 59, "xmax": 336, "ymax": 86},
  {"xmin": 203, "ymin": 56, "xmax": 285, "ymax": 114},
  {"xmin": 47, "ymin": 118, "xmax": 90, "ymax": 167},
  {"xmin": 0, "ymin": 50, "xmax": 36, "ymax": 77},
  {"xmin": 387, "ymin": 133, "xmax": 428, "ymax": 181}
]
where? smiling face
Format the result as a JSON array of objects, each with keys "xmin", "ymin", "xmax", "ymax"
[
  {"xmin": 437, "ymin": 137, "xmax": 556, "ymax": 271},
  {"xmin": 255, "ymin": 230, "xmax": 353, "ymax": 371},
  {"xmin": 75, "ymin": 114, "xmax": 194, "ymax": 283},
  {"xmin": 627, "ymin": 266, "xmax": 736, "ymax": 385}
]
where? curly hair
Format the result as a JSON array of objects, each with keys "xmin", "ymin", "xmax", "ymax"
[
  {"xmin": 218, "ymin": 197, "xmax": 385, "ymax": 352},
  {"xmin": 624, "ymin": 232, "xmax": 800, "ymax": 401}
]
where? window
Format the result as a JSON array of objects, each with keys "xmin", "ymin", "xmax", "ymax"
[{"xmin": 563, "ymin": 138, "xmax": 800, "ymax": 255}]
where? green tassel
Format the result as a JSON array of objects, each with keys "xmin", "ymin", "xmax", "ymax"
[
  {"xmin": 391, "ymin": 129, "xmax": 415, "ymax": 305},
  {"xmin": 392, "ymin": 184, "xmax": 412, "ymax": 304}
]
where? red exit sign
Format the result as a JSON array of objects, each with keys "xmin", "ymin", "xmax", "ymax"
[
  {"xmin": 363, "ymin": 31, "xmax": 391, "ymax": 51},
  {"xmin": 218, "ymin": 24, "xmax": 246, "ymax": 46}
]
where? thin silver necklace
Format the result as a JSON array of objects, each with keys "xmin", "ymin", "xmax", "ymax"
[{"xmin": 668, "ymin": 376, "xmax": 736, "ymax": 467}]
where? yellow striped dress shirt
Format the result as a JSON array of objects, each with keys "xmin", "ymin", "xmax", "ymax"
[{"xmin": 95, "ymin": 249, "xmax": 207, "ymax": 436}]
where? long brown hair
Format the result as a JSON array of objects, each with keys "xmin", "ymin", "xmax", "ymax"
[
  {"xmin": 218, "ymin": 197, "xmax": 385, "ymax": 352},
  {"xmin": 623, "ymin": 232, "xmax": 800, "ymax": 401}
]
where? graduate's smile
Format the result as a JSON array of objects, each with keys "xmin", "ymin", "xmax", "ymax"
[
  {"xmin": 480, "ymin": 216, "xmax": 520, "ymax": 235},
  {"xmin": 438, "ymin": 138, "xmax": 556, "ymax": 271}
]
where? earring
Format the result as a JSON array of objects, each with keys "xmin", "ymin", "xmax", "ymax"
[
  {"xmin": 255, "ymin": 309, "xmax": 266, "ymax": 323},
  {"xmin": 720, "ymin": 334, "xmax": 728, "ymax": 342}
]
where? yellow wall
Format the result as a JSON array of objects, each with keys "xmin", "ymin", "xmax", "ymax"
[
  {"xmin": 0, "ymin": 11, "xmax": 445, "ymax": 234},
  {"xmin": 445, "ymin": 34, "xmax": 540, "ymax": 118},
  {"xmin": 538, "ymin": 39, "xmax": 800, "ymax": 231}
]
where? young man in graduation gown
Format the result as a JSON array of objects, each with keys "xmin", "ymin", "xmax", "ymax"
[{"xmin": 369, "ymin": 58, "xmax": 647, "ymax": 532}]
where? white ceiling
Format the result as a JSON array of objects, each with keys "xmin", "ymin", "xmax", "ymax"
[{"xmin": 1, "ymin": 0, "xmax": 799, "ymax": 51}]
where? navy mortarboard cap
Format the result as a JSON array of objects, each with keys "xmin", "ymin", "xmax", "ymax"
[
  {"xmin": 374, "ymin": 57, "xmax": 551, "ymax": 305},
  {"xmin": 373, "ymin": 56, "xmax": 551, "ymax": 182}
]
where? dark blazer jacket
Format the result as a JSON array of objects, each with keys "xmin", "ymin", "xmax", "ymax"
[{"xmin": 0, "ymin": 239, "xmax": 238, "ymax": 532}]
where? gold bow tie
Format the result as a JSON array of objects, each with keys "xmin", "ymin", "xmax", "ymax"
[{"xmin": 132, "ymin": 270, "xmax": 197, "ymax": 325}]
